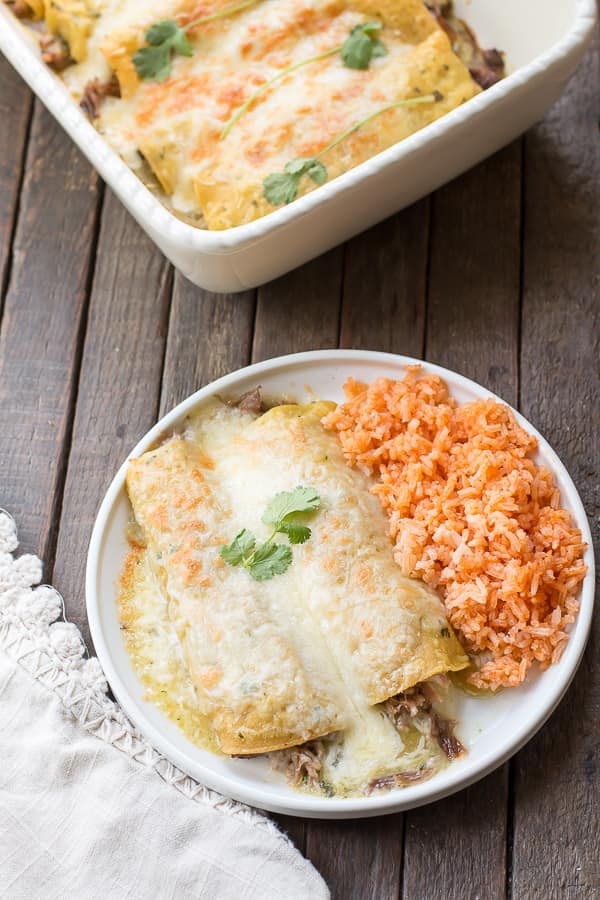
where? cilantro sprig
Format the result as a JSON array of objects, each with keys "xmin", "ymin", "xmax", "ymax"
[
  {"xmin": 133, "ymin": 0, "xmax": 259, "ymax": 81},
  {"xmin": 340, "ymin": 21, "xmax": 387, "ymax": 70},
  {"xmin": 221, "ymin": 22, "xmax": 387, "ymax": 139},
  {"xmin": 133, "ymin": 21, "xmax": 193, "ymax": 82},
  {"xmin": 220, "ymin": 486, "xmax": 320, "ymax": 580},
  {"xmin": 263, "ymin": 90, "xmax": 443, "ymax": 207},
  {"xmin": 263, "ymin": 159, "xmax": 327, "ymax": 205}
]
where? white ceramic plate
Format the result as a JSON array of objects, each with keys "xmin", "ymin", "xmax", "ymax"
[{"xmin": 86, "ymin": 350, "xmax": 595, "ymax": 818}]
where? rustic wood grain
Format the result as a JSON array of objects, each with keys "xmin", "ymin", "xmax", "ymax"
[
  {"xmin": 0, "ymin": 57, "xmax": 33, "ymax": 300},
  {"xmin": 306, "ymin": 817, "xmax": 404, "ymax": 900},
  {"xmin": 511, "ymin": 32, "xmax": 599, "ymax": 899},
  {"xmin": 340, "ymin": 200, "xmax": 429, "ymax": 355},
  {"xmin": 51, "ymin": 191, "xmax": 172, "ymax": 645},
  {"xmin": 252, "ymin": 247, "xmax": 344, "ymax": 361},
  {"xmin": 402, "ymin": 141, "xmax": 522, "ymax": 900},
  {"xmin": 0, "ymin": 102, "xmax": 99, "ymax": 561},
  {"xmin": 159, "ymin": 272, "xmax": 255, "ymax": 415},
  {"xmin": 423, "ymin": 142, "xmax": 521, "ymax": 397}
]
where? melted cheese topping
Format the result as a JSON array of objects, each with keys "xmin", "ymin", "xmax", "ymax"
[
  {"xmin": 126, "ymin": 432, "xmax": 348, "ymax": 755},
  {"xmin": 50, "ymin": 0, "xmax": 479, "ymax": 227},
  {"xmin": 119, "ymin": 398, "xmax": 466, "ymax": 795},
  {"xmin": 117, "ymin": 539, "xmax": 452, "ymax": 796},
  {"xmin": 189, "ymin": 402, "xmax": 467, "ymax": 701},
  {"xmin": 118, "ymin": 540, "xmax": 219, "ymax": 753}
]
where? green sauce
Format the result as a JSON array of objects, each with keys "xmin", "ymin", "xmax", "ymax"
[{"xmin": 450, "ymin": 663, "xmax": 500, "ymax": 697}]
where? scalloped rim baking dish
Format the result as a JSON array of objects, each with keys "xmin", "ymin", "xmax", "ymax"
[{"xmin": 0, "ymin": 1, "xmax": 596, "ymax": 291}]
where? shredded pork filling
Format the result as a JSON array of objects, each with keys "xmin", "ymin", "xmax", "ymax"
[
  {"xmin": 80, "ymin": 74, "xmax": 120, "ymax": 119},
  {"xmin": 39, "ymin": 34, "xmax": 71, "ymax": 70},
  {"xmin": 384, "ymin": 682, "xmax": 464, "ymax": 761},
  {"xmin": 270, "ymin": 680, "xmax": 464, "ymax": 796},
  {"xmin": 8, "ymin": 0, "xmax": 29, "ymax": 17},
  {"xmin": 425, "ymin": 1, "xmax": 505, "ymax": 89},
  {"xmin": 271, "ymin": 742, "xmax": 326, "ymax": 788}
]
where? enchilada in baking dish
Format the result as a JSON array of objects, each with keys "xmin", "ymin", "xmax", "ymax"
[
  {"xmin": 7, "ymin": 0, "xmax": 503, "ymax": 229},
  {"xmin": 121, "ymin": 396, "xmax": 468, "ymax": 796}
]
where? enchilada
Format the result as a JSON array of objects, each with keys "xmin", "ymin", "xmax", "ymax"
[
  {"xmin": 7, "ymin": 0, "xmax": 501, "ymax": 229},
  {"xmin": 124, "ymin": 398, "xmax": 468, "ymax": 776},
  {"xmin": 126, "ymin": 429, "xmax": 348, "ymax": 755}
]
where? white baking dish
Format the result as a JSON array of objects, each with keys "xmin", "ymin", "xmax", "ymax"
[{"xmin": 0, "ymin": 1, "xmax": 596, "ymax": 292}]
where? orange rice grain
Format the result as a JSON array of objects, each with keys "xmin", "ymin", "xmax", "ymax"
[{"xmin": 322, "ymin": 368, "xmax": 587, "ymax": 690}]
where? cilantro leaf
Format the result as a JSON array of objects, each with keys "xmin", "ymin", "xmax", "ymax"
[
  {"xmin": 264, "ymin": 159, "xmax": 328, "ymax": 206},
  {"xmin": 359, "ymin": 21, "xmax": 382, "ymax": 34},
  {"xmin": 341, "ymin": 22, "xmax": 387, "ymax": 70},
  {"xmin": 263, "ymin": 172, "xmax": 300, "ymax": 206},
  {"xmin": 306, "ymin": 160, "xmax": 327, "ymax": 185},
  {"xmin": 249, "ymin": 543, "xmax": 292, "ymax": 580},
  {"xmin": 133, "ymin": 19, "xmax": 192, "ymax": 81},
  {"xmin": 172, "ymin": 29, "xmax": 193, "ymax": 56},
  {"xmin": 264, "ymin": 91, "xmax": 441, "ymax": 208},
  {"xmin": 220, "ymin": 528, "xmax": 256, "ymax": 565},
  {"xmin": 284, "ymin": 158, "xmax": 312, "ymax": 176},
  {"xmin": 262, "ymin": 486, "xmax": 321, "ymax": 526},
  {"xmin": 132, "ymin": 44, "xmax": 173, "ymax": 81},
  {"xmin": 220, "ymin": 486, "xmax": 320, "ymax": 580},
  {"xmin": 371, "ymin": 39, "xmax": 388, "ymax": 58},
  {"xmin": 146, "ymin": 20, "xmax": 180, "ymax": 44},
  {"xmin": 341, "ymin": 29, "xmax": 372, "ymax": 69},
  {"xmin": 278, "ymin": 520, "xmax": 312, "ymax": 544}
]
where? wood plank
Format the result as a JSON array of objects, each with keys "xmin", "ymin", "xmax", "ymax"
[
  {"xmin": 51, "ymin": 191, "xmax": 172, "ymax": 646},
  {"xmin": 0, "ymin": 101, "xmax": 99, "ymax": 561},
  {"xmin": 402, "ymin": 141, "xmax": 522, "ymax": 900},
  {"xmin": 423, "ymin": 142, "xmax": 521, "ymax": 396},
  {"xmin": 511, "ymin": 30, "xmax": 600, "ymax": 899},
  {"xmin": 252, "ymin": 248, "xmax": 343, "ymax": 361},
  {"xmin": 158, "ymin": 273, "xmax": 255, "ymax": 415},
  {"xmin": 306, "ymin": 818, "xmax": 403, "ymax": 900},
  {"xmin": 340, "ymin": 200, "xmax": 429, "ymax": 355},
  {"xmin": 0, "ymin": 57, "xmax": 33, "ymax": 300}
]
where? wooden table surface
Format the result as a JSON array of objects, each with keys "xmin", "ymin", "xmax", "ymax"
[{"xmin": 1, "ymin": 23, "xmax": 598, "ymax": 900}]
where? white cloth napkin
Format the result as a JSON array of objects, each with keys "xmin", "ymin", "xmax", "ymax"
[{"xmin": 0, "ymin": 511, "xmax": 328, "ymax": 900}]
